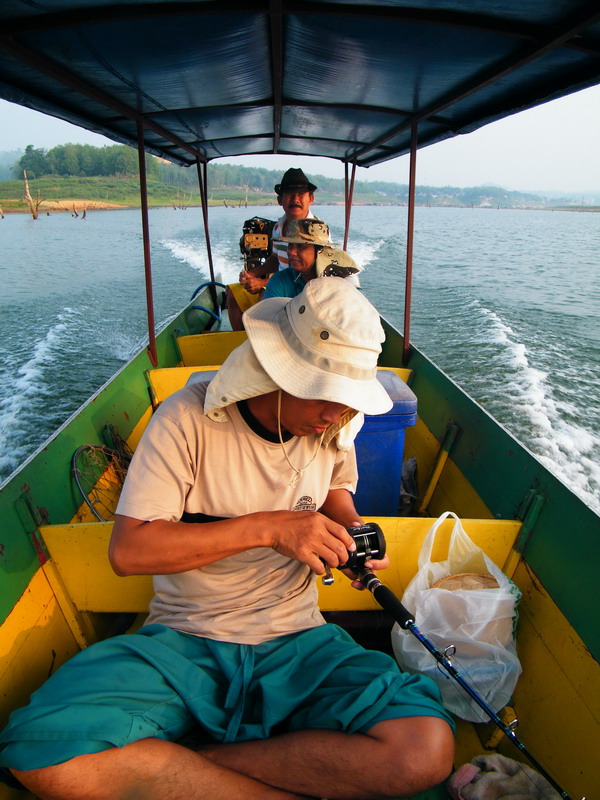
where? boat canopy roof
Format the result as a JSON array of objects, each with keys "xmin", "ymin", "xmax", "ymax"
[{"xmin": 1, "ymin": 1, "xmax": 599, "ymax": 169}]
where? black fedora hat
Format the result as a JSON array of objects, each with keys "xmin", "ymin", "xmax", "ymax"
[{"xmin": 274, "ymin": 167, "xmax": 317, "ymax": 194}]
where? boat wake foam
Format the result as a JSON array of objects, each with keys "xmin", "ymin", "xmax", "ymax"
[
  {"xmin": 476, "ymin": 302, "xmax": 600, "ymax": 515},
  {"xmin": 0, "ymin": 308, "xmax": 81, "ymax": 481},
  {"xmin": 159, "ymin": 237, "xmax": 240, "ymax": 284},
  {"xmin": 347, "ymin": 238, "xmax": 384, "ymax": 269}
]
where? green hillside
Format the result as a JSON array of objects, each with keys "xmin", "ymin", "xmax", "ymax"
[
  {"xmin": 0, "ymin": 175, "xmax": 196, "ymax": 212},
  {"xmin": 1, "ymin": 144, "xmax": 596, "ymax": 212},
  {"xmin": 0, "ymin": 173, "xmax": 563, "ymax": 214}
]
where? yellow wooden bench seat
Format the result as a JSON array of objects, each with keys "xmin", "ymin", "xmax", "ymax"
[
  {"xmin": 40, "ymin": 517, "xmax": 521, "ymax": 616},
  {"xmin": 176, "ymin": 331, "xmax": 247, "ymax": 366},
  {"xmin": 175, "ymin": 333, "xmax": 413, "ymax": 384},
  {"xmin": 146, "ymin": 365, "xmax": 219, "ymax": 407},
  {"xmin": 146, "ymin": 365, "xmax": 413, "ymax": 409}
]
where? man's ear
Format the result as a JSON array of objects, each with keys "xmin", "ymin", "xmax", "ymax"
[
  {"xmin": 277, "ymin": 194, "xmax": 283, "ymax": 207},
  {"xmin": 308, "ymin": 193, "xmax": 315, "ymax": 204}
]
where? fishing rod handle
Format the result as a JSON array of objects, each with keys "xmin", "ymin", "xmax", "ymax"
[{"xmin": 358, "ymin": 570, "xmax": 414, "ymax": 628}]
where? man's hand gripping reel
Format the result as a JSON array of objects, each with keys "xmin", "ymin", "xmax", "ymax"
[{"xmin": 321, "ymin": 522, "xmax": 386, "ymax": 585}]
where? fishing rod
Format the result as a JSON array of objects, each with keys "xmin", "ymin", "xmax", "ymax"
[{"xmin": 339, "ymin": 523, "xmax": 583, "ymax": 800}]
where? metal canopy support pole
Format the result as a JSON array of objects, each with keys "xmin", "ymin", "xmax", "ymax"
[
  {"xmin": 136, "ymin": 120, "xmax": 157, "ymax": 367},
  {"xmin": 196, "ymin": 158, "xmax": 218, "ymax": 308},
  {"xmin": 344, "ymin": 163, "xmax": 348, "ymax": 235},
  {"xmin": 403, "ymin": 124, "xmax": 418, "ymax": 366},
  {"xmin": 269, "ymin": 0, "xmax": 283, "ymax": 153},
  {"xmin": 343, "ymin": 162, "xmax": 356, "ymax": 251}
]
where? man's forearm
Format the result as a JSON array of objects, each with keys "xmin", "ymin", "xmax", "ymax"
[
  {"xmin": 109, "ymin": 508, "xmax": 355, "ymax": 578},
  {"xmin": 319, "ymin": 488, "xmax": 362, "ymax": 528},
  {"xmin": 109, "ymin": 513, "xmax": 272, "ymax": 576}
]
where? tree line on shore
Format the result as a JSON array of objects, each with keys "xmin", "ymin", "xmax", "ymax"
[
  {"xmin": 12, "ymin": 143, "xmax": 346, "ymax": 195},
  {"xmin": 6, "ymin": 143, "xmax": 592, "ymax": 211},
  {"xmin": 15, "ymin": 143, "xmax": 158, "ymax": 180}
]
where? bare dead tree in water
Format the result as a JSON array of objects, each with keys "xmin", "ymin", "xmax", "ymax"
[
  {"xmin": 23, "ymin": 170, "xmax": 44, "ymax": 219},
  {"xmin": 172, "ymin": 190, "xmax": 187, "ymax": 210}
]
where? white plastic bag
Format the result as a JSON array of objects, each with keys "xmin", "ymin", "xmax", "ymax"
[{"xmin": 391, "ymin": 511, "xmax": 522, "ymax": 721}]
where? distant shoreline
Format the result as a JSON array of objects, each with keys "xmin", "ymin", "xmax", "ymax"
[
  {"xmin": 2, "ymin": 200, "xmax": 599, "ymax": 215},
  {"xmin": 0, "ymin": 199, "xmax": 128, "ymax": 215}
]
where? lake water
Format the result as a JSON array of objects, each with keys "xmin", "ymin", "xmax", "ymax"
[{"xmin": 1, "ymin": 204, "xmax": 599, "ymax": 513}]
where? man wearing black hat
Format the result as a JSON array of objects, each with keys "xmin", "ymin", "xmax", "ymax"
[
  {"xmin": 227, "ymin": 168, "xmax": 318, "ymax": 329},
  {"xmin": 270, "ymin": 168, "xmax": 317, "ymax": 271}
]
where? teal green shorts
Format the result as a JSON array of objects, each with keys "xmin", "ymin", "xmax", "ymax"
[{"xmin": 0, "ymin": 623, "xmax": 453, "ymax": 778}]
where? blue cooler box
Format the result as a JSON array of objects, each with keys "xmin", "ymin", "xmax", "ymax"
[{"xmin": 353, "ymin": 370, "xmax": 417, "ymax": 516}]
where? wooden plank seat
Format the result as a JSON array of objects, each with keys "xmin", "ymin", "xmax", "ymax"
[
  {"xmin": 146, "ymin": 365, "xmax": 414, "ymax": 409},
  {"xmin": 175, "ymin": 333, "xmax": 413, "ymax": 386},
  {"xmin": 176, "ymin": 331, "xmax": 247, "ymax": 367},
  {"xmin": 145, "ymin": 366, "xmax": 219, "ymax": 407},
  {"xmin": 40, "ymin": 517, "xmax": 521, "ymax": 615}
]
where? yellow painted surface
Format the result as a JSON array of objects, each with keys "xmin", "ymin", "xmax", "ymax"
[
  {"xmin": 39, "ymin": 517, "xmax": 520, "ymax": 614},
  {"xmin": 41, "ymin": 560, "xmax": 98, "ymax": 648},
  {"xmin": 405, "ymin": 418, "xmax": 492, "ymax": 520},
  {"xmin": 0, "ymin": 570, "xmax": 80, "ymax": 730},
  {"xmin": 40, "ymin": 523, "xmax": 153, "ymax": 613},
  {"xmin": 146, "ymin": 365, "xmax": 221, "ymax": 406},
  {"xmin": 70, "ymin": 457, "xmax": 125, "ymax": 524},
  {"xmin": 507, "ymin": 561, "xmax": 600, "ymax": 799},
  {"xmin": 148, "ymin": 365, "xmax": 413, "ymax": 409},
  {"xmin": 177, "ymin": 331, "xmax": 247, "ymax": 366},
  {"xmin": 0, "ymin": 570, "xmax": 81, "ymax": 799},
  {"xmin": 375, "ymin": 366, "xmax": 413, "ymax": 384},
  {"xmin": 127, "ymin": 405, "xmax": 153, "ymax": 452},
  {"xmin": 418, "ymin": 450, "xmax": 450, "ymax": 512},
  {"xmin": 71, "ymin": 496, "xmax": 102, "ymax": 524},
  {"xmin": 404, "ymin": 418, "xmax": 440, "ymax": 499},
  {"xmin": 426, "ymin": 456, "xmax": 492, "ymax": 519}
]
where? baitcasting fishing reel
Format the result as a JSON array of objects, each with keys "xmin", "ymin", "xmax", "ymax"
[
  {"xmin": 239, "ymin": 216, "xmax": 275, "ymax": 272},
  {"xmin": 321, "ymin": 522, "xmax": 386, "ymax": 585}
]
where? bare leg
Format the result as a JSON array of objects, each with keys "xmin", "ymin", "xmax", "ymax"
[
  {"xmin": 11, "ymin": 738, "xmax": 312, "ymax": 800},
  {"xmin": 226, "ymin": 289, "xmax": 245, "ymax": 331},
  {"xmin": 198, "ymin": 717, "xmax": 454, "ymax": 799},
  {"xmin": 12, "ymin": 718, "xmax": 453, "ymax": 800}
]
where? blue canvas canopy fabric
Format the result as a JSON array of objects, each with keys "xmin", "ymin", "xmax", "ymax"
[{"xmin": 0, "ymin": 1, "xmax": 599, "ymax": 167}]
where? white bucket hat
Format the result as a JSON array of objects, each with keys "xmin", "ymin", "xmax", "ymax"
[{"xmin": 243, "ymin": 277, "xmax": 392, "ymax": 415}]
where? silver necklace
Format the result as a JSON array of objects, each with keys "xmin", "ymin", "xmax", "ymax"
[{"xmin": 277, "ymin": 389, "xmax": 326, "ymax": 488}]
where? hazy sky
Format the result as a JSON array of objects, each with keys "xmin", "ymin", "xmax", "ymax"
[{"xmin": 2, "ymin": 83, "xmax": 599, "ymax": 194}]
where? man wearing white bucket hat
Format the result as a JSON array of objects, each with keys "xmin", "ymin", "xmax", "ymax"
[{"xmin": 2, "ymin": 279, "xmax": 454, "ymax": 800}]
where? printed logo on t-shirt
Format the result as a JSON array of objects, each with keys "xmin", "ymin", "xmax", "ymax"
[{"xmin": 293, "ymin": 495, "xmax": 317, "ymax": 512}]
